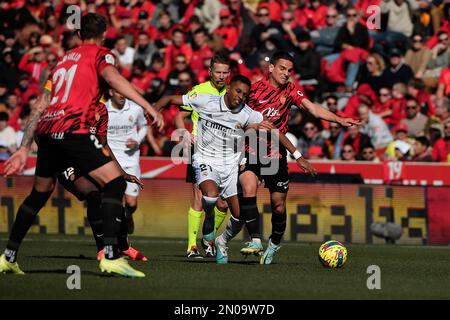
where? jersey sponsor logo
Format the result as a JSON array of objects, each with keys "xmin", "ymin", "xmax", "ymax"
[
  {"xmin": 258, "ymin": 99, "xmax": 269, "ymax": 104},
  {"xmin": 105, "ymin": 54, "xmax": 115, "ymax": 65},
  {"xmin": 50, "ymin": 132, "xmax": 65, "ymax": 140},
  {"xmin": 262, "ymin": 107, "xmax": 280, "ymax": 118},
  {"xmin": 43, "ymin": 110, "xmax": 65, "ymax": 120}
]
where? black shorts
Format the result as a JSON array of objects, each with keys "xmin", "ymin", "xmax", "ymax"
[
  {"xmin": 240, "ymin": 145, "xmax": 289, "ymax": 194},
  {"xmin": 185, "ymin": 144, "xmax": 196, "ymax": 183},
  {"xmin": 57, "ymin": 167, "xmax": 101, "ymax": 201},
  {"xmin": 35, "ymin": 134, "xmax": 113, "ymax": 180}
]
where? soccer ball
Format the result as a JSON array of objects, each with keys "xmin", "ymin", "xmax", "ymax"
[{"xmin": 318, "ymin": 240, "xmax": 347, "ymax": 268}]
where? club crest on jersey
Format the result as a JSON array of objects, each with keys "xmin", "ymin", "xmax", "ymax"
[
  {"xmin": 280, "ymin": 95, "xmax": 286, "ymax": 104},
  {"xmin": 105, "ymin": 54, "xmax": 115, "ymax": 65},
  {"xmin": 95, "ymin": 112, "xmax": 100, "ymax": 121},
  {"xmin": 129, "ymin": 115, "xmax": 134, "ymax": 123},
  {"xmin": 189, "ymin": 93, "xmax": 197, "ymax": 99}
]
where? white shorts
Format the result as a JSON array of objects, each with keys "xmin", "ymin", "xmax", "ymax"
[
  {"xmin": 123, "ymin": 166, "xmax": 141, "ymax": 197},
  {"xmin": 193, "ymin": 159, "xmax": 238, "ymax": 199}
]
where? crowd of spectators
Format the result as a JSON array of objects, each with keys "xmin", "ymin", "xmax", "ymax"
[{"xmin": 0, "ymin": 0, "xmax": 449, "ymax": 163}]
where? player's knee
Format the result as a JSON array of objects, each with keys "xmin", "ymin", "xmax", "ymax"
[
  {"xmin": 86, "ymin": 191, "xmax": 102, "ymax": 209},
  {"xmin": 272, "ymin": 203, "xmax": 286, "ymax": 216},
  {"xmin": 102, "ymin": 176, "xmax": 127, "ymax": 200},
  {"xmin": 22, "ymin": 188, "xmax": 53, "ymax": 214},
  {"xmin": 216, "ymin": 200, "xmax": 228, "ymax": 213},
  {"xmin": 202, "ymin": 195, "xmax": 218, "ymax": 208},
  {"xmin": 241, "ymin": 184, "xmax": 257, "ymax": 197}
]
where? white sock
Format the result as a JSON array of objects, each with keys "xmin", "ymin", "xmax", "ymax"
[{"xmin": 221, "ymin": 215, "xmax": 243, "ymax": 243}]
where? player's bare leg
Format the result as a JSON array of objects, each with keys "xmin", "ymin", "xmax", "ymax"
[
  {"xmin": 1, "ymin": 176, "xmax": 56, "ymax": 274},
  {"xmin": 260, "ymin": 191, "xmax": 287, "ymax": 265},
  {"xmin": 239, "ymin": 171, "xmax": 264, "ymax": 257},
  {"xmin": 89, "ymin": 161, "xmax": 145, "ymax": 277}
]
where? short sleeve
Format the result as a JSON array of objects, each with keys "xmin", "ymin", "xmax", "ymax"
[
  {"xmin": 179, "ymin": 86, "xmax": 199, "ymax": 112},
  {"xmin": 96, "ymin": 48, "xmax": 116, "ymax": 75},
  {"xmin": 245, "ymin": 107, "xmax": 263, "ymax": 126},
  {"xmin": 181, "ymin": 93, "xmax": 209, "ymax": 112},
  {"xmin": 137, "ymin": 107, "xmax": 148, "ymax": 127},
  {"xmin": 291, "ymin": 85, "xmax": 306, "ymax": 108}
]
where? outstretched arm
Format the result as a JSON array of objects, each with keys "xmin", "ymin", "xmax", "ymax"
[
  {"xmin": 153, "ymin": 95, "xmax": 184, "ymax": 112},
  {"xmin": 4, "ymin": 90, "xmax": 50, "ymax": 176},
  {"xmin": 301, "ymin": 99, "xmax": 361, "ymax": 127},
  {"xmin": 101, "ymin": 66, "xmax": 164, "ymax": 129}
]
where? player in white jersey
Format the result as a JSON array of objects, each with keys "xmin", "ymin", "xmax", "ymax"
[
  {"xmin": 154, "ymin": 75, "xmax": 315, "ymax": 263},
  {"xmin": 106, "ymin": 89, "xmax": 148, "ymax": 234}
]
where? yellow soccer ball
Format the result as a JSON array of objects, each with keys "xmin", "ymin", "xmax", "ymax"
[{"xmin": 318, "ymin": 240, "xmax": 347, "ymax": 268}]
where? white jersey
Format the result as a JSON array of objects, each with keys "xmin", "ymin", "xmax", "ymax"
[
  {"xmin": 182, "ymin": 93, "xmax": 263, "ymax": 166},
  {"xmin": 106, "ymin": 99, "xmax": 148, "ymax": 168}
]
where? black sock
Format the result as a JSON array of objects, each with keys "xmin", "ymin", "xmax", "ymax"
[
  {"xmin": 6, "ymin": 188, "xmax": 52, "ymax": 262},
  {"xmin": 86, "ymin": 191, "xmax": 104, "ymax": 252},
  {"xmin": 124, "ymin": 204, "xmax": 137, "ymax": 234},
  {"xmin": 101, "ymin": 177, "xmax": 126, "ymax": 260},
  {"xmin": 270, "ymin": 211, "xmax": 287, "ymax": 245},
  {"xmin": 240, "ymin": 196, "xmax": 261, "ymax": 239},
  {"xmin": 118, "ymin": 208, "xmax": 129, "ymax": 251}
]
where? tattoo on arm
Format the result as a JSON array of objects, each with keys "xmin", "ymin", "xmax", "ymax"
[{"xmin": 20, "ymin": 91, "xmax": 50, "ymax": 148}]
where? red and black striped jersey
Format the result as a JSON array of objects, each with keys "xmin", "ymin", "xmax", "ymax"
[
  {"xmin": 37, "ymin": 43, "xmax": 115, "ymax": 136},
  {"xmin": 248, "ymin": 78, "xmax": 306, "ymax": 134},
  {"xmin": 88, "ymin": 102, "xmax": 108, "ymax": 137}
]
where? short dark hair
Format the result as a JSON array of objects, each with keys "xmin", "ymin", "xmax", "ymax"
[
  {"xmin": 210, "ymin": 53, "xmax": 231, "ymax": 69},
  {"xmin": 0, "ymin": 112, "xmax": 9, "ymax": 122},
  {"xmin": 172, "ymin": 28, "xmax": 184, "ymax": 36},
  {"xmin": 415, "ymin": 136, "xmax": 430, "ymax": 148},
  {"xmin": 326, "ymin": 94, "xmax": 338, "ymax": 102},
  {"xmin": 270, "ymin": 51, "xmax": 295, "ymax": 65},
  {"xmin": 230, "ymin": 74, "xmax": 251, "ymax": 88},
  {"xmin": 405, "ymin": 94, "xmax": 418, "ymax": 104},
  {"xmin": 80, "ymin": 13, "xmax": 107, "ymax": 41}
]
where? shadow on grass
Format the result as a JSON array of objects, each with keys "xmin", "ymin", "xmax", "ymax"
[
  {"xmin": 28, "ymin": 255, "xmax": 95, "ymax": 261},
  {"xmin": 25, "ymin": 270, "xmax": 108, "ymax": 277}
]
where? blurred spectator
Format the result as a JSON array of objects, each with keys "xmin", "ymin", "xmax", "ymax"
[
  {"xmin": 130, "ymin": 59, "xmax": 152, "ymax": 95},
  {"xmin": 152, "ymin": 0, "xmax": 180, "ymax": 27},
  {"xmin": 306, "ymin": 145, "xmax": 326, "ymax": 160},
  {"xmin": 40, "ymin": 52, "xmax": 58, "ymax": 86},
  {"xmin": 166, "ymin": 54, "xmax": 196, "ymax": 91},
  {"xmin": 310, "ymin": 7, "xmax": 340, "ymax": 57},
  {"xmin": 360, "ymin": 144, "xmax": 381, "ymax": 162},
  {"xmin": 133, "ymin": 32, "xmax": 158, "ymax": 68},
  {"xmin": 324, "ymin": 123, "xmax": 345, "ymax": 159},
  {"xmin": 407, "ymin": 78, "xmax": 435, "ymax": 116},
  {"xmin": 250, "ymin": 4, "xmax": 284, "ymax": 52},
  {"xmin": 400, "ymin": 96, "xmax": 429, "ymax": 136},
  {"xmin": 358, "ymin": 53, "xmax": 386, "ymax": 93},
  {"xmin": 113, "ymin": 36, "xmax": 135, "ymax": 71},
  {"xmin": 194, "ymin": 0, "xmax": 222, "ymax": 33},
  {"xmin": 333, "ymin": 7, "xmax": 370, "ymax": 52},
  {"xmin": 412, "ymin": 136, "xmax": 433, "ymax": 161},
  {"xmin": 380, "ymin": 48, "xmax": 414, "ymax": 88},
  {"xmin": 341, "ymin": 143, "xmax": 356, "ymax": 161},
  {"xmin": 342, "ymin": 125, "xmax": 372, "ymax": 156},
  {"xmin": 227, "ymin": 0, "xmax": 256, "ymax": 46},
  {"xmin": 432, "ymin": 119, "xmax": 450, "ymax": 162},
  {"xmin": 405, "ymin": 33, "xmax": 431, "ymax": 79},
  {"xmin": 297, "ymin": 121, "xmax": 326, "ymax": 156},
  {"xmin": 393, "ymin": 139, "xmax": 412, "ymax": 161},
  {"xmin": 378, "ymin": 0, "xmax": 417, "ymax": 53},
  {"xmin": 190, "ymin": 28, "xmax": 214, "ymax": 73},
  {"xmin": 213, "ymin": 9, "xmax": 239, "ymax": 50},
  {"xmin": 384, "ymin": 123, "xmax": 413, "ymax": 161},
  {"xmin": 164, "ymin": 28, "xmax": 193, "ymax": 71},
  {"xmin": 423, "ymin": 31, "xmax": 450, "ymax": 90},
  {"xmin": 293, "ymin": 31, "xmax": 321, "ymax": 90},
  {"xmin": 0, "ymin": 112, "xmax": 17, "ymax": 157},
  {"xmin": 154, "ymin": 10, "xmax": 176, "ymax": 48},
  {"xmin": 18, "ymin": 46, "xmax": 48, "ymax": 83},
  {"xmin": 358, "ymin": 104, "xmax": 393, "ymax": 149}
]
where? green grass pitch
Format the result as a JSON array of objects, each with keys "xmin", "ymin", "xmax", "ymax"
[{"xmin": 1, "ymin": 234, "xmax": 450, "ymax": 300}]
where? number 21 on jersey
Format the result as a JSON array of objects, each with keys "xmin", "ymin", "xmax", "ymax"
[{"xmin": 50, "ymin": 64, "xmax": 78, "ymax": 105}]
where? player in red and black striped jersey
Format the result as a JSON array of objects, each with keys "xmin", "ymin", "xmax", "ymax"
[
  {"xmin": 0, "ymin": 13, "xmax": 162, "ymax": 277},
  {"xmin": 238, "ymin": 51, "xmax": 360, "ymax": 264}
]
